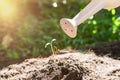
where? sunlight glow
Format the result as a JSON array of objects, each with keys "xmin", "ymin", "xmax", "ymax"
[
  {"xmin": 0, "ymin": 0, "xmax": 3, "ymax": 3},
  {"xmin": 1, "ymin": 5, "xmax": 15, "ymax": 17},
  {"xmin": 0, "ymin": 0, "xmax": 17, "ymax": 18}
]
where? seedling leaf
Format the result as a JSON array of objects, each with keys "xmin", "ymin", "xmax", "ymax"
[
  {"xmin": 45, "ymin": 43, "xmax": 50, "ymax": 48},
  {"xmin": 51, "ymin": 39, "xmax": 56, "ymax": 42}
]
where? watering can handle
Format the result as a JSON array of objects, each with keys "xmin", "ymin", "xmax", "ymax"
[
  {"xmin": 104, "ymin": 0, "xmax": 120, "ymax": 9},
  {"xmin": 73, "ymin": 0, "xmax": 120, "ymax": 27},
  {"xmin": 73, "ymin": 0, "xmax": 105, "ymax": 26}
]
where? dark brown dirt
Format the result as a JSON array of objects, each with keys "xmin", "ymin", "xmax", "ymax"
[
  {"xmin": 87, "ymin": 41, "xmax": 120, "ymax": 59},
  {"xmin": 0, "ymin": 58, "xmax": 25, "ymax": 70}
]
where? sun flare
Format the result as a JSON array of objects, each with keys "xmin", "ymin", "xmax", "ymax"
[
  {"xmin": 0, "ymin": 0, "xmax": 17, "ymax": 18},
  {"xmin": 1, "ymin": 5, "xmax": 15, "ymax": 17}
]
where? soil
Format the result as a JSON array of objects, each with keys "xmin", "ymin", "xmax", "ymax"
[
  {"xmin": 0, "ymin": 41, "xmax": 120, "ymax": 80},
  {"xmin": 0, "ymin": 52, "xmax": 120, "ymax": 80},
  {"xmin": 0, "ymin": 57, "xmax": 26, "ymax": 70},
  {"xmin": 87, "ymin": 41, "xmax": 120, "ymax": 59}
]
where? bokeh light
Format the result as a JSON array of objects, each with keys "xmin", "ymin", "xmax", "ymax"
[{"xmin": 52, "ymin": 2, "xmax": 58, "ymax": 8}]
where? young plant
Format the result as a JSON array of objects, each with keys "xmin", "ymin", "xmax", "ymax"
[{"xmin": 45, "ymin": 39, "xmax": 56, "ymax": 55}]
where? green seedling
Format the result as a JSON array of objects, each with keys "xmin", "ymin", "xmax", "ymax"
[{"xmin": 45, "ymin": 39, "xmax": 56, "ymax": 55}]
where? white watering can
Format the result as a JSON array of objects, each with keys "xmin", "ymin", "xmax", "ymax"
[{"xmin": 60, "ymin": 0, "xmax": 120, "ymax": 38}]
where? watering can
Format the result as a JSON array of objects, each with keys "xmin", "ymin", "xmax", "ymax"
[{"xmin": 60, "ymin": 0, "xmax": 120, "ymax": 38}]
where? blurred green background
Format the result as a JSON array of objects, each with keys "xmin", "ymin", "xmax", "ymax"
[{"xmin": 0, "ymin": 0, "xmax": 120, "ymax": 59}]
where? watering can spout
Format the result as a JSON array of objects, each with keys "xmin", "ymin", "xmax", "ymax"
[{"xmin": 60, "ymin": 0, "xmax": 120, "ymax": 38}]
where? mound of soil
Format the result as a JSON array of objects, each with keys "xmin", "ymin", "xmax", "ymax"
[{"xmin": 0, "ymin": 52, "xmax": 120, "ymax": 80}]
